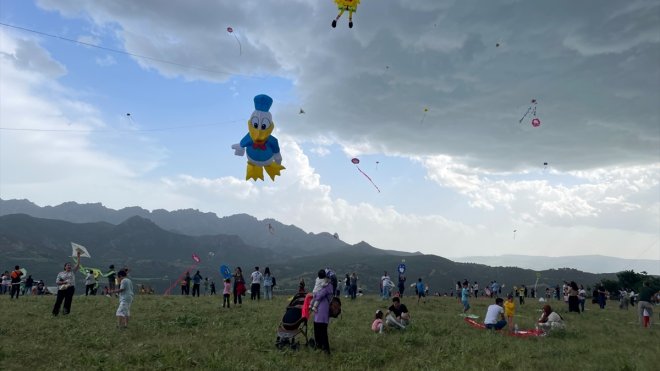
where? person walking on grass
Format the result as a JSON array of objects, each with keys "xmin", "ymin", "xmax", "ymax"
[
  {"xmin": 222, "ymin": 278, "xmax": 231, "ymax": 308},
  {"xmin": 263, "ymin": 267, "xmax": 274, "ymax": 300},
  {"xmin": 192, "ymin": 270, "xmax": 202, "ymax": 297},
  {"xmin": 568, "ymin": 281, "xmax": 580, "ymax": 313},
  {"xmin": 637, "ymin": 281, "xmax": 654, "ymax": 328},
  {"xmin": 111, "ymin": 270, "xmax": 134, "ymax": 329},
  {"xmin": 250, "ymin": 266, "xmax": 263, "ymax": 301},
  {"xmin": 578, "ymin": 285, "xmax": 587, "ymax": 313},
  {"xmin": 461, "ymin": 280, "xmax": 471, "ymax": 313},
  {"xmin": 85, "ymin": 270, "xmax": 95, "ymax": 296},
  {"xmin": 233, "ymin": 267, "xmax": 246, "ymax": 306},
  {"xmin": 416, "ymin": 278, "xmax": 426, "ymax": 304},
  {"xmin": 105, "ymin": 265, "xmax": 117, "ymax": 296},
  {"xmin": 597, "ymin": 285, "xmax": 607, "ymax": 309},
  {"xmin": 350, "ymin": 272, "xmax": 358, "ymax": 300},
  {"xmin": 10, "ymin": 265, "xmax": 24, "ymax": 299},
  {"xmin": 312, "ymin": 269, "xmax": 334, "ymax": 354},
  {"xmin": 52, "ymin": 251, "xmax": 81, "ymax": 316}
]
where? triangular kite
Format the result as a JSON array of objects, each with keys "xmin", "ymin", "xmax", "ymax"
[{"xmin": 71, "ymin": 242, "xmax": 91, "ymax": 258}]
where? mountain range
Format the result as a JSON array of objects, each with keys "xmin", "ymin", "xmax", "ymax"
[
  {"xmin": 455, "ymin": 255, "xmax": 659, "ymax": 276},
  {"xmin": 1, "ymin": 198, "xmax": 643, "ymax": 293}
]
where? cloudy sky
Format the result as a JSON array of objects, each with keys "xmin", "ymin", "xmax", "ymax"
[{"xmin": 1, "ymin": 0, "xmax": 658, "ymax": 263}]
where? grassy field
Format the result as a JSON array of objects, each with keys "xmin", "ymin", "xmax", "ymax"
[{"xmin": 0, "ymin": 293, "xmax": 658, "ymax": 370}]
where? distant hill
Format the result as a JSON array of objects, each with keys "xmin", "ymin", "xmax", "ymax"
[
  {"xmin": 0, "ymin": 213, "xmax": 617, "ymax": 294},
  {"xmin": 454, "ymin": 254, "xmax": 660, "ymax": 275},
  {"xmin": 0, "ymin": 198, "xmax": 415, "ymax": 258},
  {"xmin": 0, "ymin": 213, "xmax": 279, "ymax": 285}
]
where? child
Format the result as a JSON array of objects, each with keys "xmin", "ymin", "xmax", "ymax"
[
  {"xmin": 111, "ymin": 270, "xmax": 134, "ymax": 329},
  {"xmin": 310, "ymin": 273, "xmax": 330, "ymax": 312},
  {"xmin": 461, "ymin": 281, "xmax": 471, "ymax": 313},
  {"xmin": 643, "ymin": 308, "xmax": 650, "ymax": 328},
  {"xmin": 223, "ymin": 278, "xmax": 231, "ymax": 308},
  {"xmin": 372, "ymin": 310, "xmax": 384, "ymax": 334},
  {"xmin": 416, "ymin": 278, "xmax": 426, "ymax": 304},
  {"xmin": 504, "ymin": 294, "xmax": 516, "ymax": 331}
]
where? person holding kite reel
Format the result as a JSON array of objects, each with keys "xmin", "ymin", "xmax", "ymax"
[{"xmin": 52, "ymin": 250, "xmax": 81, "ymax": 316}]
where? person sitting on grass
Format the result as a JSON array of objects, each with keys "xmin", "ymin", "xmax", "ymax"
[
  {"xmin": 372, "ymin": 310, "xmax": 385, "ymax": 334},
  {"xmin": 385, "ymin": 296, "xmax": 410, "ymax": 329},
  {"xmin": 537, "ymin": 304, "xmax": 564, "ymax": 331},
  {"xmin": 484, "ymin": 297, "xmax": 508, "ymax": 330}
]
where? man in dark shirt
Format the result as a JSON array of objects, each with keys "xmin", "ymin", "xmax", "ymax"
[
  {"xmin": 10, "ymin": 266, "xmax": 23, "ymax": 299},
  {"xmin": 385, "ymin": 296, "xmax": 410, "ymax": 329}
]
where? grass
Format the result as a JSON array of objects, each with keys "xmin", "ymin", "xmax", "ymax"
[{"xmin": 0, "ymin": 293, "xmax": 658, "ymax": 370}]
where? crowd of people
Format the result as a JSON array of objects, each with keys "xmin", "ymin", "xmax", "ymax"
[{"xmin": 3, "ymin": 259, "xmax": 658, "ymax": 348}]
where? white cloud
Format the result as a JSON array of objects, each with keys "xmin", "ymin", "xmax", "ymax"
[
  {"xmin": 95, "ymin": 54, "xmax": 116, "ymax": 66},
  {"xmin": 1, "ymin": 1, "xmax": 658, "ymax": 261}
]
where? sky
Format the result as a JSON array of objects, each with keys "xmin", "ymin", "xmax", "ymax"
[{"xmin": 0, "ymin": 0, "xmax": 659, "ymax": 263}]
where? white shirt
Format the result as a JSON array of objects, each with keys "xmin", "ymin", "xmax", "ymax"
[
  {"xmin": 85, "ymin": 273, "xmax": 95, "ymax": 286},
  {"xmin": 56, "ymin": 271, "xmax": 76, "ymax": 288},
  {"xmin": 546, "ymin": 312, "xmax": 563, "ymax": 324},
  {"xmin": 251, "ymin": 271, "xmax": 263, "ymax": 284},
  {"xmin": 484, "ymin": 304, "xmax": 504, "ymax": 325},
  {"xmin": 119, "ymin": 278, "xmax": 134, "ymax": 303}
]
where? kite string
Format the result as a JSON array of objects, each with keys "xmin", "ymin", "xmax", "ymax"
[
  {"xmin": 163, "ymin": 263, "xmax": 199, "ymax": 295},
  {"xmin": 233, "ymin": 34, "xmax": 242, "ymax": 56},
  {"xmin": 519, "ymin": 106, "xmax": 532, "ymax": 123},
  {"xmin": 0, "ymin": 22, "xmax": 261, "ymax": 79},
  {"xmin": 356, "ymin": 165, "xmax": 381, "ymax": 193}
]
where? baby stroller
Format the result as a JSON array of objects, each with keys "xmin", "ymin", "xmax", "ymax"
[{"xmin": 275, "ymin": 292, "xmax": 312, "ymax": 350}]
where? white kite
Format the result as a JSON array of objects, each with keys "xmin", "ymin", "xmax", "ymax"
[{"xmin": 71, "ymin": 242, "xmax": 91, "ymax": 258}]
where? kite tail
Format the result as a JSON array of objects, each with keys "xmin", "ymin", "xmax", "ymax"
[
  {"xmin": 163, "ymin": 263, "xmax": 199, "ymax": 295},
  {"xmin": 233, "ymin": 34, "xmax": 242, "ymax": 56},
  {"xmin": 356, "ymin": 166, "xmax": 381, "ymax": 193}
]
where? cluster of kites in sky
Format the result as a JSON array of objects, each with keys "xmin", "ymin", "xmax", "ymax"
[{"xmin": 1, "ymin": 6, "xmax": 552, "ymax": 193}]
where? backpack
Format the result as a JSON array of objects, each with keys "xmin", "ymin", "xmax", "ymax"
[
  {"xmin": 329, "ymin": 296, "xmax": 342, "ymax": 318},
  {"xmin": 272, "ymin": 276, "xmax": 276, "ymax": 287}
]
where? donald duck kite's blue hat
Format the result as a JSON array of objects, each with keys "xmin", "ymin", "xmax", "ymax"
[{"xmin": 254, "ymin": 94, "xmax": 273, "ymax": 112}]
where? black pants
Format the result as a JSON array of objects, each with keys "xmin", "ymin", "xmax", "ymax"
[
  {"xmin": 568, "ymin": 295, "xmax": 580, "ymax": 313},
  {"xmin": 85, "ymin": 284, "xmax": 95, "ymax": 296},
  {"xmin": 10, "ymin": 284, "xmax": 20, "ymax": 299},
  {"xmin": 314, "ymin": 322, "xmax": 330, "ymax": 353},
  {"xmin": 251, "ymin": 283, "xmax": 260, "ymax": 300},
  {"xmin": 223, "ymin": 294, "xmax": 230, "ymax": 307},
  {"xmin": 233, "ymin": 285, "xmax": 242, "ymax": 304},
  {"xmin": 53, "ymin": 286, "xmax": 75, "ymax": 315},
  {"xmin": 192, "ymin": 284, "xmax": 200, "ymax": 297}
]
